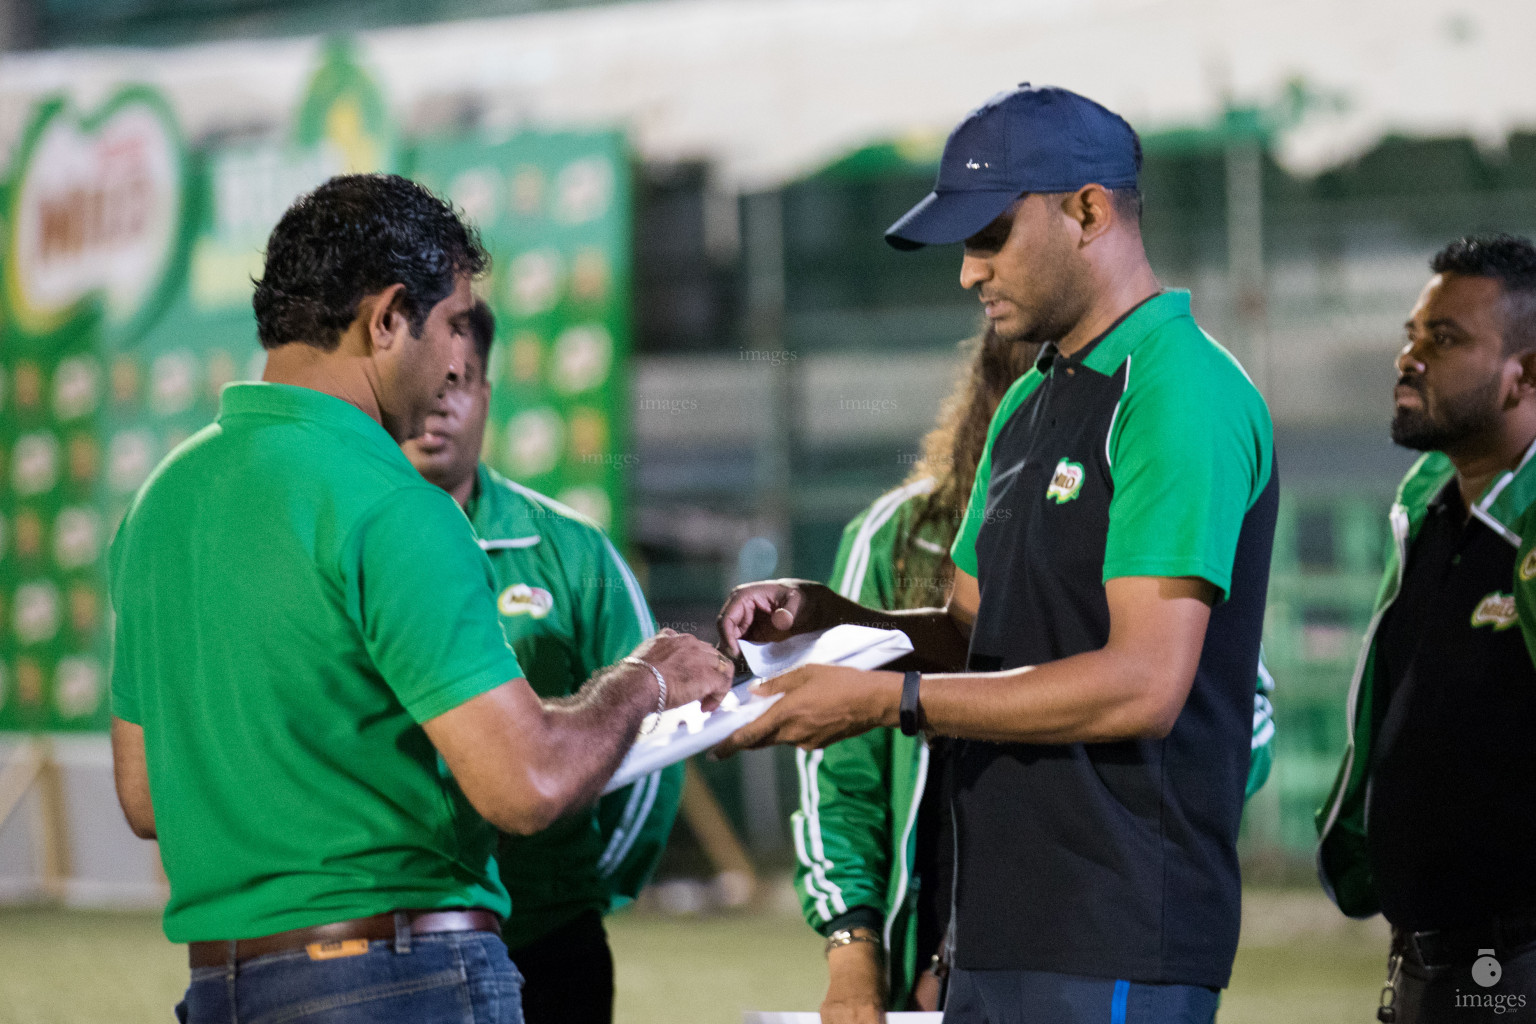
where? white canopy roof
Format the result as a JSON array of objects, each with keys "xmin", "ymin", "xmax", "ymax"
[{"xmin": 3, "ymin": 0, "xmax": 1534, "ymax": 188}]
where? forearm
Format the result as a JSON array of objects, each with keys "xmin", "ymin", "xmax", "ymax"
[
  {"xmin": 427, "ymin": 666, "xmax": 652, "ymax": 836},
  {"xmin": 519, "ymin": 663, "xmax": 654, "ymax": 825},
  {"xmin": 436, "ymin": 627, "xmax": 732, "ymax": 834},
  {"xmin": 919, "ymin": 646, "xmax": 1190, "ymax": 744},
  {"xmin": 801, "ymin": 584, "xmax": 970, "ymax": 671},
  {"xmin": 721, "ymin": 577, "xmax": 1210, "ymax": 754}
]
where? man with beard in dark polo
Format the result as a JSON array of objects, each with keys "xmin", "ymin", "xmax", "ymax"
[{"xmin": 1319, "ymin": 234, "xmax": 1536, "ymax": 1024}]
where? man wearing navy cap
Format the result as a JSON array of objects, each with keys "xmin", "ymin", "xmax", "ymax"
[{"xmin": 716, "ymin": 84, "xmax": 1277, "ymax": 1023}]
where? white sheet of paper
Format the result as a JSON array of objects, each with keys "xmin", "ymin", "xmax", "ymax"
[
  {"xmin": 737, "ymin": 623, "xmax": 916, "ymax": 678},
  {"xmin": 600, "ymin": 624, "xmax": 914, "ymax": 795},
  {"xmin": 743, "ymin": 1014, "xmax": 941, "ymax": 1024}
]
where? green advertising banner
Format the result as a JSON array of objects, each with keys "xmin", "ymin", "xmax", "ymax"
[
  {"xmin": 410, "ymin": 131, "xmax": 633, "ymax": 546},
  {"xmin": 0, "ymin": 84, "xmax": 191, "ymax": 732},
  {"xmin": 0, "ymin": 42, "xmax": 633, "ymax": 733},
  {"xmin": 0, "ymin": 43, "xmax": 400, "ymax": 733}
]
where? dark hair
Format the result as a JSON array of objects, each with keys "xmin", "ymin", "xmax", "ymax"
[
  {"xmin": 1431, "ymin": 233, "xmax": 1536, "ymax": 353},
  {"xmin": 253, "ymin": 174, "xmax": 489, "ymax": 351},
  {"xmin": 466, "ymin": 298, "xmax": 496, "ymax": 379},
  {"xmin": 894, "ymin": 325, "xmax": 1042, "ymax": 607}
]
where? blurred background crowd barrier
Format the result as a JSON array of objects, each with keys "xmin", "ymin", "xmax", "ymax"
[{"xmin": 1, "ymin": 0, "xmax": 1534, "ymax": 906}]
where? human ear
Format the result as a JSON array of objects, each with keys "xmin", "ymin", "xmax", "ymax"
[
  {"xmin": 1513, "ymin": 350, "xmax": 1536, "ymax": 402},
  {"xmin": 1074, "ymin": 185, "xmax": 1114, "ymax": 244},
  {"xmin": 367, "ymin": 283, "xmax": 409, "ymax": 353}
]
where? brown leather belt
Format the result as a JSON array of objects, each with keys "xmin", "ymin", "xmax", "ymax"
[{"xmin": 188, "ymin": 909, "xmax": 501, "ymax": 968}]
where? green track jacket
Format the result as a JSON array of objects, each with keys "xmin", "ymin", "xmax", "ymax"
[
  {"xmin": 468, "ymin": 464, "xmax": 684, "ymax": 949},
  {"xmin": 795, "ymin": 479, "xmax": 1279, "ymax": 1005},
  {"xmin": 1316, "ymin": 446, "xmax": 1536, "ymax": 918}
]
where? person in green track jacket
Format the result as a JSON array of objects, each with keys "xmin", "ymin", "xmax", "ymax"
[
  {"xmin": 1317, "ymin": 235, "xmax": 1536, "ymax": 1022},
  {"xmin": 796, "ymin": 326, "xmax": 1279, "ymax": 1023},
  {"xmin": 402, "ymin": 299, "xmax": 682, "ymax": 1024}
]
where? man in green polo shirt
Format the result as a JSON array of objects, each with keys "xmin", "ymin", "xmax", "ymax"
[
  {"xmin": 401, "ymin": 299, "xmax": 682, "ymax": 1024},
  {"xmin": 108, "ymin": 174, "xmax": 731, "ymax": 1024}
]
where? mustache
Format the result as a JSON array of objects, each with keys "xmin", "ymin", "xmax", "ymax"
[{"xmin": 1396, "ymin": 374, "xmax": 1425, "ymax": 394}]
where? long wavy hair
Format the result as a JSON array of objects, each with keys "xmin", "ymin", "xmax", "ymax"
[{"xmin": 894, "ymin": 326, "xmax": 1041, "ymax": 607}]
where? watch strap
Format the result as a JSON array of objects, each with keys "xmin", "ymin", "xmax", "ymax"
[{"xmin": 899, "ymin": 670, "xmax": 923, "ymax": 736}]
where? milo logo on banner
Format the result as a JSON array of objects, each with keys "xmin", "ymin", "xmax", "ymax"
[{"xmin": 3, "ymin": 86, "xmax": 189, "ymax": 342}]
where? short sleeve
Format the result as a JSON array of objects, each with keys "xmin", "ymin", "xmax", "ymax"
[
  {"xmin": 951, "ymin": 370, "xmax": 1040, "ymax": 577},
  {"xmin": 345, "ymin": 487, "xmax": 523, "ymax": 723},
  {"xmin": 1103, "ymin": 341, "xmax": 1272, "ymax": 599},
  {"xmin": 950, "ymin": 445, "xmax": 990, "ymax": 578}
]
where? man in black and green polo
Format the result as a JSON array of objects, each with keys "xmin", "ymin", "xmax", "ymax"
[
  {"xmin": 108, "ymin": 174, "xmax": 731, "ymax": 1024},
  {"xmin": 402, "ymin": 299, "xmax": 681, "ymax": 1024},
  {"xmin": 716, "ymin": 85, "xmax": 1276, "ymax": 1023}
]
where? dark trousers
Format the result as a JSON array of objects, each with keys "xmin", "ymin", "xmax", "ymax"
[
  {"xmin": 1387, "ymin": 932, "xmax": 1536, "ymax": 1023},
  {"xmin": 505, "ymin": 909, "xmax": 614, "ymax": 1024},
  {"xmin": 943, "ymin": 966, "xmax": 1218, "ymax": 1024}
]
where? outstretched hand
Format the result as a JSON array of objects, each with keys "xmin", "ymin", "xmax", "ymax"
[{"xmin": 712, "ymin": 665, "xmax": 902, "ymax": 755}]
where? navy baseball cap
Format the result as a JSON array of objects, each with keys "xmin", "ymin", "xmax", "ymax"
[{"xmin": 885, "ymin": 83, "xmax": 1141, "ymax": 251}]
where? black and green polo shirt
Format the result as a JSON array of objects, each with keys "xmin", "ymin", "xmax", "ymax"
[
  {"xmin": 949, "ymin": 290, "xmax": 1277, "ymax": 988},
  {"xmin": 110, "ymin": 383, "xmax": 522, "ymax": 942}
]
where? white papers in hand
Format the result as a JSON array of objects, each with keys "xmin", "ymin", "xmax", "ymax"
[
  {"xmin": 738, "ymin": 623, "xmax": 915, "ymax": 678},
  {"xmin": 600, "ymin": 624, "xmax": 914, "ymax": 795}
]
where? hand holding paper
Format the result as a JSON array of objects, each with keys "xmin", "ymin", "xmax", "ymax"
[
  {"xmin": 624, "ymin": 627, "xmax": 735, "ymax": 713},
  {"xmin": 602, "ymin": 625, "xmax": 913, "ymax": 793},
  {"xmin": 710, "ymin": 662, "xmax": 906, "ymax": 755},
  {"xmin": 716, "ymin": 578, "xmax": 830, "ymax": 656}
]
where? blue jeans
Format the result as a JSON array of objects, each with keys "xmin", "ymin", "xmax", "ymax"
[
  {"xmin": 944, "ymin": 966, "xmax": 1219, "ymax": 1024},
  {"xmin": 175, "ymin": 931, "xmax": 523, "ymax": 1024}
]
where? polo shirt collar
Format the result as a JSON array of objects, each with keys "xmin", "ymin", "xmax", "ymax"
[
  {"xmin": 1036, "ymin": 290, "xmax": 1191, "ymax": 377},
  {"xmin": 468, "ymin": 463, "xmax": 542, "ymax": 540},
  {"xmin": 219, "ymin": 382, "xmax": 401, "ymax": 456},
  {"xmin": 1474, "ymin": 432, "xmax": 1536, "ymax": 540},
  {"xmin": 465, "ymin": 464, "xmax": 489, "ymax": 523}
]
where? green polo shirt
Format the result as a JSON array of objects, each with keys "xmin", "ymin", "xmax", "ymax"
[{"xmin": 109, "ymin": 382, "xmax": 522, "ymax": 942}]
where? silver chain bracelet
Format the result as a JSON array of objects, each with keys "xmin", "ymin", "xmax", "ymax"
[{"xmin": 621, "ymin": 657, "xmax": 667, "ymax": 730}]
